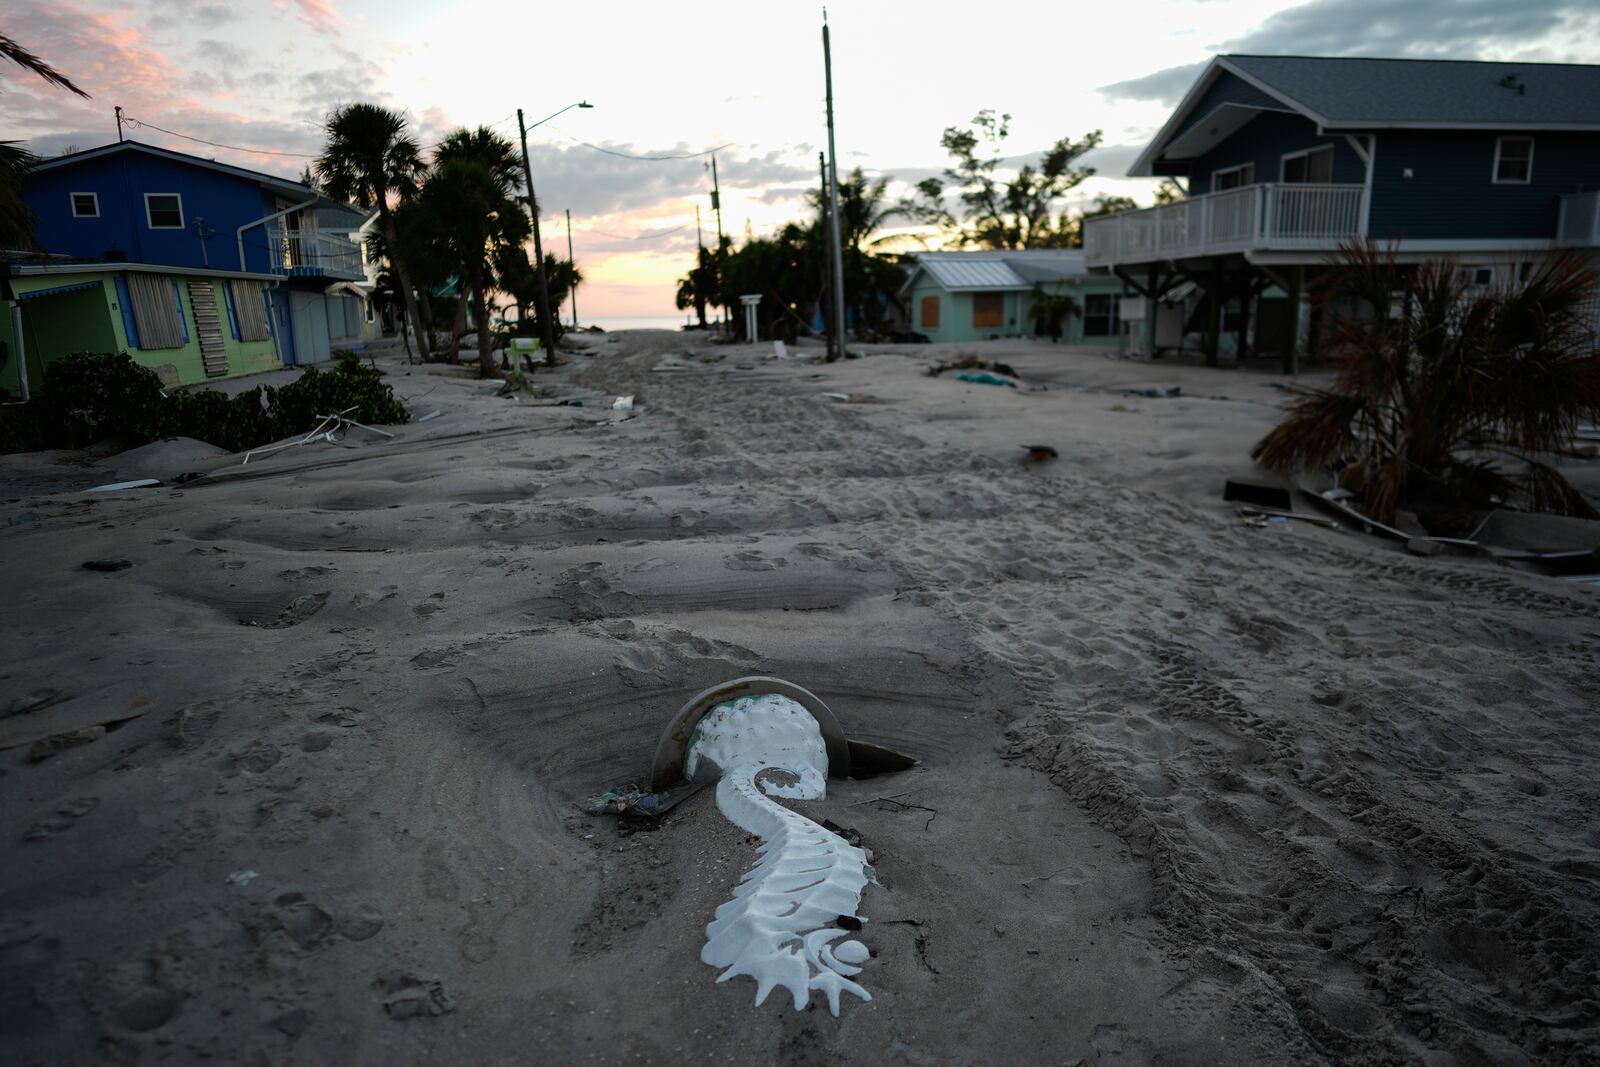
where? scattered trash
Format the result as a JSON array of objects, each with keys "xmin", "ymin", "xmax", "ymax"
[
  {"xmin": 955, "ymin": 371, "xmax": 1016, "ymax": 388},
  {"xmin": 1122, "ymin": 386, "xmax": 1181, "ymax": 399},
  {"xmin": 81, "ymin": 559, "xmax": 133, "ymax": 572},
  {"xmin": 227, "ymin": 870, "xmax": 260, "ymax": 887},
  {"xmin": 1021, "ymin": 445, "xmax": 1058, "ymax": 464},
  {"xmin": 171, "ymin": 472, "xmax": 206, "ymax": 484},
  {"xmin": 416, "ymin": 409, "xmax": 443, "ymax": 423},
  {"xmin": 612, "ymin": 395, "xmax": 635, "ymax": 412},
  {"xmin": 1223, "ymin": 479, "xmax": 1295, "ymax": 512},
  {"xmin": 822, "ymin": 392, "xmax": 871, "ymax": 404},
  {"xmin": 1235, "ymin": 505, "xmax": 1339, "ymax": 529},
  {"xmin": 84, "ymin": 478, "xmax": 161, "ymax": 493},
  {"xmin": 582, "ymin": 780, "xmax": 707, "ymax": 819},
  {"xmin": 241, "ymin": 407, "xmax": 395, "ymax": 465},
  {"xmin": 821, "ymin": 819, "xmax": 863, "ymax": 847},
  {"xmin": 927, "ymin": 354, "xmax": 1018, "ymax": 380}
]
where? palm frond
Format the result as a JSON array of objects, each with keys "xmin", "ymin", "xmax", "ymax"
[{"xmin": 0, "ymin": 33, "xmax": 89, "ymax": 97}]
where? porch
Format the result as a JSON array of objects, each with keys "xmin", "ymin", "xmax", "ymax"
[
  {"xmin": 265, "ymin": 225, "xmax": 364, "ymax": 281},
  {"xmin": 1085, "ymin": 183, "xmax": 1365, "ymax": 269}
]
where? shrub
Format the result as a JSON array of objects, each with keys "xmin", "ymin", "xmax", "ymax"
[{"xmin": 3, "ymin": 351, "xmax": 409, "ymax": 454}]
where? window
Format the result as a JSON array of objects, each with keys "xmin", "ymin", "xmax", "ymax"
[
  {"xmin": 123, "ymin": 272, "xmax": 188, "ymax": 349},
  {"xmin": 1084, "ymin": 293, "xmax": 1120, "ymax": 337},
  {"xmin": 230, "ymin": 280, "xmax": 272, "ymax": 341},
  {"xmin": 1281, "ymin": 146, "xmax": 1334, "ymax": 184},
  {"xmin": 71, "ymin": 192, "xmax": 100, "ymax": 217},
  {"xmin": 972, "ymin": 292, "xmax": 1003, "ymax": 329},
  {"xmin": 1470, "ymin": 267, "xmax": 1495, "ymax": 287},
  {"xmin": 920, "ymin": 295, "xmax": 940, "ymax": 329},
  {"xmin": 144, "ymin": 193, "xmax": 184, "ymax": 229},
  {"xmin": 1212, "ymin": 163, "xmax": 1254, "ymax": 191},
  {"xmin": 1493, "ymin": 137, "xmax": 1533, "ymax": 184}
]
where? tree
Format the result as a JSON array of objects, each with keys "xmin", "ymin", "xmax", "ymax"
[
  {"xmin": 409, "ymin": 156, "xmax": 530, "ymax": 377},
  {"xmin": 1, "ymin": 32, "xmax": 89, "ymax": 250},
  {"xmin": 903, "ymin": 110, "xmax": 1102, "ymax": 249},
  {"xmin": 1028, "ymin": 285, "xmax": 1082, "ymax": 342},
  {"xmin": 500, "ymin": 247, "xmax": 581, "ymax": 343},
  {"xmin": 1063, "ymin": 194, "xmax": 1139, "ymax": 248},
  {"xmin": 1252, "ymin": 243, "xmax": 1600, "ymax": 527},
  {"xmin": 812, "ymin": 166, "xmax": 907, "ymax": 335},
  {"xmin": 315, "ymin": 104, "xmax": 430, "ymax": 358},
  {"xmin": 1153, "ymin": 179, "xmax": 1186, "ymax": 204}
]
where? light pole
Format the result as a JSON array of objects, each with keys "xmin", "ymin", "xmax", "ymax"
[{"xmin": 517, "ymin": 100, "xmax": 592, "ymax": 358}]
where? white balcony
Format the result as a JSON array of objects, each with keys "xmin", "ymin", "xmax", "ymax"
[
  {"xmin": 266, "ymin": 226, "xmax": 364, "ymax": 281},
  {"xmin": 1084, "ymin": 183, "xmax": 1364, "ymax": 269}
]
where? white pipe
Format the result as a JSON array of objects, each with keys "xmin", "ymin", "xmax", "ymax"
[
  {"xmin": 236, "ymin": 197, "xmax": 317, "ymax": 272},
  {"xmin": 10, "ymin": 304, "xmax": 28, "ymax": 403}
]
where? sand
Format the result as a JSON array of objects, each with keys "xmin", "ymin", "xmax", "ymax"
[{"xmin": 1, "ymin": 331, "xmax": 1596, "ymax": 1065}]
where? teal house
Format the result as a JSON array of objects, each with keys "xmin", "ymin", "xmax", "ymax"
[{"xmin": 900, "ymin": 250, "xmax": 1129, "ymax": 345}]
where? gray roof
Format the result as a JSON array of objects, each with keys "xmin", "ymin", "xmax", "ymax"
[
  {"xmin": 905, "ymin": 250, "xmax": 1092, "ymax": 293},
  {"xmin": 1225, "ymin": 55, "xmax": 1600, "ymax": 129}
]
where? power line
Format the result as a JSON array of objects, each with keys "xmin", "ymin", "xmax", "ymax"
[
  {"xmin": 544, "ymin": 124, "xmax": 733, "ymax": 161},
  {"xmin": 583, "ymin": 222, "xmax": 693, "ymax": 241},
  {"xmin": 120, "ymin": 114, "xmax": 319, "ymax": 158}
]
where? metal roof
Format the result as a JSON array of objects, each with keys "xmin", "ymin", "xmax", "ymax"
[
  {"xmin": 905, "ymin": 250, "xmax": 1095, "ymax": 293},
  {"xmin": 1131, "ymin": 54, "xmax": 1600, "ymax": 176},
  {"xmin": 1224, "ymin": 55, "xmax": 1600, "ymax": 129}
]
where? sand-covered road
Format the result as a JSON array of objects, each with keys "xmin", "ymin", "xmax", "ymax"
[{"xmin": 3, "ymin": 331, "xmax": 1596, "ymax": 1065}]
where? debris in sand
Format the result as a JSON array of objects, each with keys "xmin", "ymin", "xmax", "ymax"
[
  {"xmin": 822, "ymin": 392, "xmax": 872, "ymax": 404},
  {"xmin": 1223, "ymin": 479, "xmax": 1295, "ymax": 512},
  {"xmin": 927, "ymin": 354, "xmax": 1018, "ymax": 380},
  {"xmin": 1234, "ymin": 506, "xmax": 1340, "ymax": 529},
  {"xmin": 227, "ymin": 870, "xmax": 260, "ymax": 887},
  {"xmin": 84, "ymin": 478, "xmax": 161, "ymax": 493},
  {"xmin": 680, "ymin": 691, "xmax": 875, "ymax": 1016},
  {"xmin": 612, "ymin": 395, "xmax": 635, "ymax": 411},
  {"xmin": 416, "ymin": 409, "xmax": 443, "ymax": 423},
  {"xmin": 241, "ymin": 407, "xmax": 395, "ymax": 465},
  {"xmin": 955, "ymin": 371, "xmax": 1016, "ymax": 388},
  {"xmin": 1021, "ymin": 445, "xmax": 1058, "ymax": 464},
  {"xmin": 81, "ymin": 559, "xmax": 133, "ymax": 572}
]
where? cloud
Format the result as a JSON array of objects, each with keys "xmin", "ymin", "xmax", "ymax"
[
  {"xmin": 1097, "ymin": 62, "xmax": 1207, "ymax": 106},
  {"xmin": 1096, "ymin": 0, "xmax": 1595, "ymax": 107},
  {"xmin": 290, "ymin": 0, "xmax": 348, "ymax": 35},
  {"xmin": 1224, "ymin": 0, "xmax": 1580, "ymax": 57},
  {"xmin": 148, "ymin": 1, "xmax": 241, "ymax": 32}
]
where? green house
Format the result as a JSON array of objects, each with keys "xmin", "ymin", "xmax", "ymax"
[
  {"xmin": 1, "ymin": 263, "xmax": 284, "ymax": 397},
  {"xmin": 900, "ymin": 251, "xmax": 1129, "ymax": 345}
]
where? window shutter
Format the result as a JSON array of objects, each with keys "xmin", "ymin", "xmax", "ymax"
[
  {"xmin": 125, "ymin": 272, "xmax": 187, "ymax": 349},
  {"xmin": 230, "ymin": 281, "xmax": 272, "ymax": 341}
]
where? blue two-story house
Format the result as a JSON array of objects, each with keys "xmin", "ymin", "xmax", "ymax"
[
  {"xmin": 2, "ymin": 139, "xmax": 374, "ymax": 395},
  {"xmin": 1085, "ymin": 55, "xmax": 1600, "ymax": 367}
]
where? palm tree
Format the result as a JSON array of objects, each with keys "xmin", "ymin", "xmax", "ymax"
[
  {"xmin": 435, "ymin": 126, "xmax": 521, "ymax": 191},
  {"xmin": 1252, "ymin": 242, "xmax": 1600, "ymax": 527},
  {"xmin": 2, "ymin": 32, "xmax": 89, "ymax": 250},
  {"xmin": 315, "ymin": 104, "xmax": 430, "ymax": 358},
  {"xmin": 1028, "ymin": 285, "xmax": 1081, "ymax": 342},
  {"xmin": 411, "ymin": 158, "xmax": 529, "ymax": 377}
]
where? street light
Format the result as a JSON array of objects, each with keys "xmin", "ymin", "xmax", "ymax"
[{"xmin": 517, "ymin": 101, "xmax": 593, "ymax": 359}]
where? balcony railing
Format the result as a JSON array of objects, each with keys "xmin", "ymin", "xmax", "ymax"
[
  {"xmin": 266, "ymin": 226, "xmax": 364, "ymax": 280},
  {"xmin": 1085, "ymin": 183, "xmax": 1364, "ymax": 268}
]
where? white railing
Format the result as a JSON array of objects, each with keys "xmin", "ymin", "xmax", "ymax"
[
  {"xmin": 266, "ymin": 225, "xmax": 364, "ymax": 279},
  {"xmin": 1085, "ymin": 183, "xmax": 1364, "ymax": 267},
  {"xmin": 1557, "ymin": 191, "xmax": 1600, "ymax": 247}
]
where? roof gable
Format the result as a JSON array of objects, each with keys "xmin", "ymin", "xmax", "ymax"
[
  {"xmin": 1130, "ymin": 54, "xmax": 1600, "ymax": 176},
  {"xmin": 902, "ymin": 250, "xmax": 1094, "ymax": 294},
  {"xmin": 31, "ymin": 140, "xmax": 316, "ymax": 200}
]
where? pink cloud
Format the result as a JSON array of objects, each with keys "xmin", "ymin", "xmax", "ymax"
[{"xmin": 292, "ymin": 0, "xmax": 348, "ymax": 35}]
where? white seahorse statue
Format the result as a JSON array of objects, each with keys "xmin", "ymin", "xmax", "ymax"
[{"xmin": 685, "ymin": 694, "xmax": 875, "ymax": 1016}]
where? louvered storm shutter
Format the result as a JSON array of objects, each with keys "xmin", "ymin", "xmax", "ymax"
[
  {"xmin": 125, "ymin": 272, "xmax": 187, "ymax": 349},
  {"xmin": 231, "ymin": 280, "xmax": 272, "ymax": 341},
  {"xmin": 187, "ymin": 280, "xmax": 230, "ymax": 377}
]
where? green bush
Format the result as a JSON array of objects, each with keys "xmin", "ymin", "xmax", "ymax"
[{"xmin": 3, "ymin": 351, "xmax": 408, "ymax": 455}]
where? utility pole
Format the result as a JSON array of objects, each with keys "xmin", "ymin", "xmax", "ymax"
[
  {"xmin": 695, "ymin": 204, "xmax": 704, "ymax": 252},
  {"xmin": 710, "ymin": 155, "xmax": 727, "ymax": 332},
  {"xmin": 818, "ymin": 152, "xmax": 835, "ymax": 361},
  {"xmin": 565, "ymin": 208, "xmax": 578, "ymax": 329},
  {"xmin": 822, "ymin": 11, "xmax": 847, "ymax": 363},
  {"xmin": 115, "ymin": 106, "xmax": 124, "ymax": 142},
  {"xmin": 516, "ymin": 108, "xmax": 558, "ymax": 359}
]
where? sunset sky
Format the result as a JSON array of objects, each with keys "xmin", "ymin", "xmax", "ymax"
[{"xmin": 6, "ymin": 0, "xmax": 1600, "ymax": 318}]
